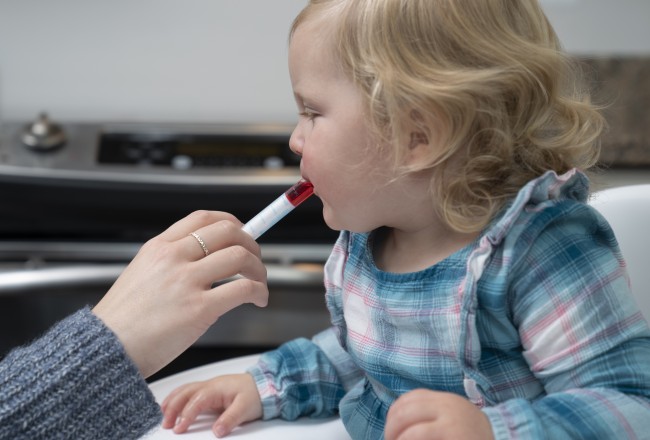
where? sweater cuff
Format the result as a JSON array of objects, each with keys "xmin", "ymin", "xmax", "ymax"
[{"xmin": 0, "ymin": 307, "xmax": 161, "ymax": 439}]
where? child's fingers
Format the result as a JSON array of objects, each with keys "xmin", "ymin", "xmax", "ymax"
[
  {"xmin": 171, "ymin": 391, "xmax": 218, "ymax": 434},
  {"xmin": 212, "ymin": 394, "xmax": 256, "ymax": 438},
  {"xmin": 161, "ymin": 374, "xmax": 261, "ymax": 435},
  {"xmin": 160, "ymin": 384, "xmax": 201, "ymax": 430},
  {"xmin": 161, "ymin": 399, "xmax": 185, "ymax": 430},
  {"xmin": 160, "ymin": 384, "xmax": 186, "ymax": 412}
]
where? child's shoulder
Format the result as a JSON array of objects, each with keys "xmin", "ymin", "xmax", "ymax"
[{"xmin": 487, "ymin": 170, "xmax": 610, "ymax": 251}]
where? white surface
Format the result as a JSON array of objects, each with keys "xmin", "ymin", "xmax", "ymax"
[
  {"xmin": 0, "ymin": 0, "xmax": 648, "ymax": 124},
  {"xmin": 144, "ymin": 354, "xmax": 351, "ymax": 439},
  {"xmin": 589, "ymin": 184, "xmax": 650, "ymax": 321},
  {"xmin": 591, "ymin": 170, "xmax": 650, "ymax": 192}
]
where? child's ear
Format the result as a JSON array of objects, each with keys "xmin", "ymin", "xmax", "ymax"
[
  {"xmin": 406, "ymin": 131, "xmax": 430, "ymax": 166},
  {"xmin": 406, "ymin": 108, "xmax": 431, "ymax": 162},
  {"xmin": 409, "ymin": 131, "xmax": 428, "ymax": 150}
]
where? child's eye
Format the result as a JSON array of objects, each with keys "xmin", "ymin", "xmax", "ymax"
[{"xmin": 299, "ymin": 110, "xmax": 318, "ymax": 121}]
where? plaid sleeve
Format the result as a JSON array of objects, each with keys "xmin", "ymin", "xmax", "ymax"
[
  {"xmin": 247, "ymin": 336, "xmax": 347, "ymax": 421},
  {"xmin": 484, "ymin": 201, "xmax": 650, "ymax": 439}
]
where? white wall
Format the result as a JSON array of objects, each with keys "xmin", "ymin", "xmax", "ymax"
[
  {"xmin": 0, "ymin": 0, "xmax": 648, "ymax": 125},
  {"xmin": 0, "ymin": 0, "xmax": 307, "ymax": 124},
  {"xmin": 541, "ymin": 0, "xmax": 650, "ymax": 55}
]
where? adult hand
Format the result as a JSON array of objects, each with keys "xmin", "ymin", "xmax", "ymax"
[
  {"xmin": 93, "ymin": 210, "xmax": 268, "ymax": 378},
  {"xmin": 385, "ymin": 389, "xmax": 494, "ymax": 440}
]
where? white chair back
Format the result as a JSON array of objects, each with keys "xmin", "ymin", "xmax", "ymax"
[{"xmin": 590, "ymin": 184, "xmax": 650, "ymax": 321}]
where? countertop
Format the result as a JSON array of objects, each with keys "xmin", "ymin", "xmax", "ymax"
[{"xmin": 581, "ymin": 57, "xmax": 650, "ymax": 167}]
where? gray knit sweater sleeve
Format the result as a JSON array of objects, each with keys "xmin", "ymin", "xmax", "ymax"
[{"xmin": 0, "ymin": 307, "xmax": 162, "ymax": 439}]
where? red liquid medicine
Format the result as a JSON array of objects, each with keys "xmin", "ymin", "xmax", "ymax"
[{"xmin": 285, "ymin": 179, "xmax": 314, "ymax": 206}]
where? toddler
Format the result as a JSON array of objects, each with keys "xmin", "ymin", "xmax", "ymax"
[{"xmin": 162, "ymin": 1, "xmax": 650, "ymax": 438}]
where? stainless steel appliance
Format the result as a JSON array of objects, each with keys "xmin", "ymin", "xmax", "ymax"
[{"xmin": 0, "ymin": 114, "xmax": 337, "ymax": 379}]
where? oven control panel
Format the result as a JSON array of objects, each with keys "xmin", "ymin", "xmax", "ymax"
[
  {"xmin": 0, "ymin": 115, "xmax": 301, "ymax": 187},
  {"xmin": 98, "ymin": 131, "xmax": 298, "ymax": 170}
]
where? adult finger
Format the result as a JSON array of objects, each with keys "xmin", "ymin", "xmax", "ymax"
[
  {"xmin": 193, "ymin": 243, "xmax": 267, "ymax": 291},
  {"xmin": 205, "ymin": 244, "xmax": 268, "ymax": 307},
  {"xmin": 158, "ymin": 210, "xmax": 242, "ymax": 242},
  {"xmin": 206, "ymin": 278, "xmax": 269, "ymax": 320},
  {"xmin": 194, "ymin": 220, "xmax": 262, "ymax": 257},
  {"xmin": 181, "ymin": 220, "xmax": 262, "ymax": 262}
]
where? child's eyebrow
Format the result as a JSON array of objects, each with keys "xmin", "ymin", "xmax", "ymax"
[
  {"xmin": 293, "ymin": 88, "xmax": 311, "ymax": 101},
  {"xmin": 293, "ymin": 90, "xmax": 317, "ymax": 108},
  {"xmin": 292, "ymin": 92, "xmax": 306, "ymax": 109}
]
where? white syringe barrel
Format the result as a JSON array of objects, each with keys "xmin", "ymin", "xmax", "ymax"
[{"xmin": 241, "ymin": 193, "xmax": 295, "ymax": 240}]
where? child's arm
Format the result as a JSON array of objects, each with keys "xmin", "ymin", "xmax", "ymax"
[
  {"xmin": 160, "ymin": 373, "xmax": 262, "ymax": 437},
  {"xmin": 161, "ymin": 327, "xmax": 361, "ymax": 435},
  {"xmin": 247, "ymin": 328, "xmax": 363, "ymax": 421},
  {"xmin": 481, "ymin": 338, "xmax": 650, "ymax": 439},
  {"xmin": 386, "ymin": 203, "xmax": 650, "ymax": 440},
  {"xmin": 246, "ymin": 232, "xmax": 364, "ymax": 422},
  {"xmin": 481, "ymin": 205, "xmax": 650, "ymax": 438}
]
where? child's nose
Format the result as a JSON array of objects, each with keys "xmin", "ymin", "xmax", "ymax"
[{"xmin": 289, "ymin": 125, "xmax": 304, "ymax": 156}]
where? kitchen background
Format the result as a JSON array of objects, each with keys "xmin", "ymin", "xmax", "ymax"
[
  {"xmin": 1, "ymin": 0, "xmax": 649, "ymax": 181},
  {"xmin": 0, "ymin": 1, "xmax": 647, "ymax": 124},
  {"xmin": 0, "ymin": 0, "xmax": 649, "ymax": 379}
]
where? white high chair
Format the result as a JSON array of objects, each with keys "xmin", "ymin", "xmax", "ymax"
[{"xmin": 589, "ymin": 184, "xmax": 650, "ymax": 321}]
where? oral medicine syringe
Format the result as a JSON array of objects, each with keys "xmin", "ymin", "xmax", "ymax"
[{"xmin": 241, "ymin": 179, "xmax": 314, "ymax": 240}]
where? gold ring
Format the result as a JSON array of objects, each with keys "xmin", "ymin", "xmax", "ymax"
[{"xmin": 189, "ymin": 232, "xmax": 210, "ymax": 257}]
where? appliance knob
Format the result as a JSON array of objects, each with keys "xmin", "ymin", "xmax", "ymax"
[
  {"xmin": 171, "ymin": 154, "xmax": 193, "ymax": 170},
  {"xmin": 21, "ymin": 113, "xmax": 66, "ymax": 151}
]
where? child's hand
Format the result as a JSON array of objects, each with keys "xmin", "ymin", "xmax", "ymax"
[
  {"xmin": 161, "ymin": 373, "xmax": 262, "ymax": 438},
  {"xmin": 385, "ymin": 389, "xmax": 494, "ymax": 440}
]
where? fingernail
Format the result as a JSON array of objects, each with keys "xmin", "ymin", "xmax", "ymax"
[
  {"xmin": 173, "ymin": 418, "xmax": 186, "ymax": 433},
  {"xmin": 214, "ymin": 425, "xmax": 227, "ymax": 437}
]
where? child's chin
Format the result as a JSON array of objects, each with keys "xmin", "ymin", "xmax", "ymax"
[{"xmin": 322, "ymin": 210, "xmax": 342, "ymax": 232}]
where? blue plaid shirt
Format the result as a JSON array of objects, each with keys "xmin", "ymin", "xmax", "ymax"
[{"xmin": 248, "ymin": 170, "xmax": 650, "ymax": 439}]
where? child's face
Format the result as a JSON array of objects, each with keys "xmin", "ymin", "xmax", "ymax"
[{"xmin": 288, "ymin": 19, "xmax": 424, "ymax": 233}]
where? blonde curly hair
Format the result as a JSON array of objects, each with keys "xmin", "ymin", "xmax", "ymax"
[{"xmin": 291, "ymin": 0, "xmax": 604, "ymax": 233}]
